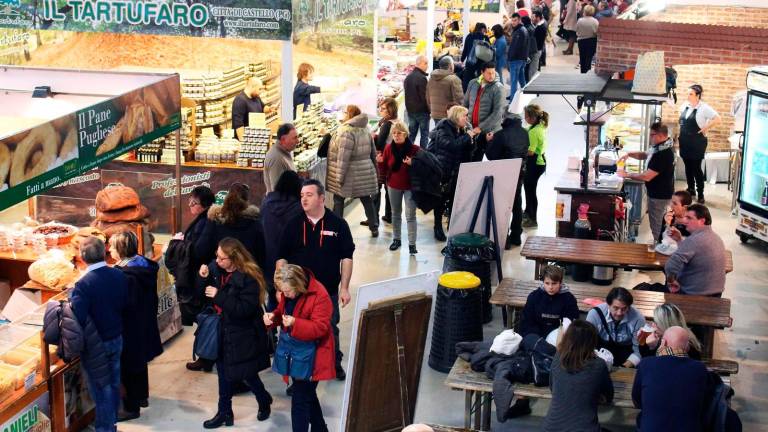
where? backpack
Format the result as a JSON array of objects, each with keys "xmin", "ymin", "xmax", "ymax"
[
  {"xmin": 469, "ymin": 39, "xmax": 495, "ymax": 64},
  {"xmin": 164, "ymin": 238, "xmax": 194, "ymax": 288},
  {"xmin": 665, "ymin": 66, "xmax": 678, "ymax": 103}
]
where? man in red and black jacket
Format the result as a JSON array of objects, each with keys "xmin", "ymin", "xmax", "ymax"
[{"xmin": 277, "ymin": 179, "xmax": 355, "ymax": 380}]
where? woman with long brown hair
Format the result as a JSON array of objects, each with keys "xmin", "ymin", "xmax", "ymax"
[
  {"xmin": 198, "ymin": 237, "xmax": 272, "ymax": 428},
  {"xmin": 543, "ymin": 319, "xmax": 614, "ymax": 431}
]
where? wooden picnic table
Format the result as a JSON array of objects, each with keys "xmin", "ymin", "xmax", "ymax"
[
  {"xmin": 490, "ymin": 279, "xmax": 733, "ymax": 359},
  {"xmin": 520, "ymin": 236, "xmax": 733, "ymax": 279},
  {"xmin": 445, "ymin": 357, "xmax": 731, "ymax": 431}
]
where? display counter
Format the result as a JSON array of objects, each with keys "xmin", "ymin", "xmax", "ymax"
[{"xmin": 555, "ymin": 170, "xmax": 625, "ymax": 238}]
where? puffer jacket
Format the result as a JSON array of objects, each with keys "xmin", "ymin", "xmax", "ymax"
[
  {"xmin": 427, "ymin": 118, "xmax": 474, "ymax": 178},
  {"xmin": 196, "ymin": 204, "xmax": 265, "ymax": 269},
  {"xmin": 410, "ymin": 150, "xmax": 444, "ymax": 213},
  {"xmin": 485, "ymin": 116, "xmax": 530, "ymax": 162},
  {"xmin": 427, "ymin": 69, "xmax": 464, "ymax": 120},
  {"xmin": 43, "ymin": 300, "xmax": 110, "ymax": 386},
  {"xmin": 326, "ymin": 113, "xmax": 378, "ymax": 198},
  {"xmin": 463, "ymin": 75, "xmax": 505, "ymax": 134}
]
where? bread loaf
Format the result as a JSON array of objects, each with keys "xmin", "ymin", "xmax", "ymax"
[
  {"xmin": 28, "ymin": 255, "xmax": 75, "ymax": 290},
  {"xmin": 95, "ymin": 185, "xmax": 140, "ymax": 212},
  {"xmin": 96, "ymin": 204, "xmax": 150, "ymax": 223}
]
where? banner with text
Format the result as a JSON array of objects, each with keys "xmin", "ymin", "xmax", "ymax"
[
  {"xmin": 0, "ymin": 0, "xmax": 292, "ymax": 40},
  {"xmin": 0, "ymin": 75, "xmax": 181, "ymax": 211}
]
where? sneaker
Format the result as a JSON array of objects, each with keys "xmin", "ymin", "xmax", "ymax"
[
  {"xmin": 389, "ymin": 239, "xmax": 401, "ymax": 251},
  {"xmin": 381, "ymin": 215, "xmax": 392, "ymax": 224},
  {"xmin": 335, "ymin": 364, "xmax": 347, "ymax": 381},
  {"xmin": 285, "ymin": 383, "xmax": 294, "ymax": 396},
  {"xmin": 505, "ymin": 235, "xmax": 522, "ymax": 250},
  {"xmin": 360, "ymin": 220, "xmax": 369, "ymax": 226},
  {"xmin": 117, "ymin": 410, "xmax": 140, "ymax": 422},
  {"xmin": 371, "ymin": 228, "xmax": 379, "ymax": 238},
  {"xmin": 521, "ymin": 218, "xmax": 538, "ymax": 228},
  {"xmin": 409, "ymin": 245, "xmax": 418, "ymax": 255}
]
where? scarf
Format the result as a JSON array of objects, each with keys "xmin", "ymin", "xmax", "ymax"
[
  {"xmin": 657, "ymin": 346, "xmax": 688, "ymax": 358},
  {"xmin": 391, "ymin": 138, "xmax": 414, "ymax": 172}
]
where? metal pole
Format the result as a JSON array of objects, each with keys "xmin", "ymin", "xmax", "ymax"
[
  {"xmin": 426, "ymin": 0, "xmax": 435, "ymax": 73},
  {"xmin": 582, "ymin": 102, "xmax": 592, "ymax": 189},
  {"xmin": 175, "ymin": 128, "xmax": 182, "ymax": 233},
  {"xmin": 281, "ymin": 40, "xmax": 294, "ymax": 122},
  {"xmin": 463, "ymin": 0, "xmax": 471, "ymax": 43}
]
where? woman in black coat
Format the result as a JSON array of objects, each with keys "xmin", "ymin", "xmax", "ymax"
[
  {"xmin": 427, "ymin": 105, "xmax": 477, "ymax": 241},
  {"xmin": 109, "ymin": 231, "xmax": 163, "ymax": 421},
  {"xmin": 198, "ymin": 237, "xmax": 272, "ymax": 429},
  {"xmin": 173, "ymin": 186, "xmax": 215, "ymax": 326},
  {"xmin": 188, "ymin": 183, "xmax": 265, "ymax": 372}
]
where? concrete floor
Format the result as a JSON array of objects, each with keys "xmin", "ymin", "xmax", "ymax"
[{"xmin": 0, "ymin": 52, "xmax": 758, "ymax": 431}]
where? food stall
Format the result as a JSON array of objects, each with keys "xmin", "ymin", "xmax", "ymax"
[{"xmin": 0, "ymin": 66, "xmax": 182, "ymax": 431}]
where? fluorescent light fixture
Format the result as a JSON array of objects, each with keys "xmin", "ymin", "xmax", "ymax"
[
  {"xmin": 31, "ymin": 85, "xmax": 52, "ymax": 98},
  {"xmin": 641, "ymin": 0, "xmax": 666, "ymax": 14}
]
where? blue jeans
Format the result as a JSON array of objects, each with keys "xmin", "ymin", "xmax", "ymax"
[
  {"xmin": 408, "ymin": 112, "xmax": 430, "ymax": 147},
  {"xmin": 216, "ymin": 357, "xmax": 271, "ymax": 415},
  {"xmin": 82, "ymin": 336, "xmax": 122, "ymax": 432},
  {"xmin": 495, "ymin": 63, "xmax": 506, "ymax": 87},
  {"xmin": 291, "ymin": 380, "xmax": 327, "ymax": 432},
  {"xmin": 508, "ymin": 60, "xmax": 527, "ymax": 101},
  {"xmin": 330, "ymin": 294, "xmax": 342, "ymax": 366}
]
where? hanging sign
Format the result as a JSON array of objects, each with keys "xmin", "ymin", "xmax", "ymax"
[
  {"xmin": 0, "ymin": 76, "xmax": 181, "ymax": 211},
  {"xmin": 0, "ymin": 0, "xmax": 292, "ymax": 41}
]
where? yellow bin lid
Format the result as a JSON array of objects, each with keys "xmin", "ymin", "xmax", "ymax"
[{"xmin": 439, "ymin": 271, "xmax": 481, "ymax": 289}]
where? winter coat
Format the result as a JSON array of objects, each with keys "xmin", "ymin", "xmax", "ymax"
[
  {"xmin": 293, "ymin": 80, "xmax": 321, "ymax": 118},
  {"xmin": 409, "ymin": 150, "xmax": 444, "ymax": 213},
  {"xmin": 463, "ymin": 75, "xmax": 506, "ymax": 134},
  {"xmin": 427, "ymin": 69, "xmax": 464, "ymax": 120},
  {"xmin": 519, "ymin": 283, "xmax": 580, "ymax": 338},
  {"xmin": 378, "ymin": 139, "xmax": 420, "ymax": 191},
  {"xmin": 403, "ymin": 68, "xmax": 430, "ymax": 115},
  {"xmin": 117, "ymin": 255, "xmax": 163, "ymax": 373},
  {"xmin": 493, "ymin": 37, "xmax": 508, "ymax": 72},
  {"xmin": 524, "ymin": 23, "xmax": 538, "ymax": 56},
  {"xmin": 200, "ymin": 261, "xmax": 271, "ymax": 381},
  {"xmin": 260, "ymin": 191, "xmax": 303, "ymax": 284},
  {"xmin": 326, "ymin": 113, "xmax": 378, "ymax": 198},
  {"xmin": 508, "ymin": 24, "xmax": 530, "ymax": 61},
  {"xmin": 485, "ymin": 116, "xmax": 530, "ymax": 162},
  {"xmin": 197, "ymin": 204, "xmax": 266, "ymax": 270},
  {"xmin": 43, "ymin": 299, "xmax": 84, "ymax": 363},
  {"xmin": 166, "ymin": 211, "xmax": 210, "ymax": 295},
  {"xmin": 269, "ymin": 272, "xmax": 336, "ymax": 381},
  {"xmin": 427, "ymin": 118, "xmax": 474, "ymax": 178},
  {"xmin": 563, "ymin": 0, "xmax": 578, "ymax": 31}
]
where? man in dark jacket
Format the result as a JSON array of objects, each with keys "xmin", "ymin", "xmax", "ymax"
[
  {"xmin": 460, "ymin": 23, "xmax": 490, "ymax": 91},
  {"xmin": 70, "ymin": 237, "xmax": 128, "ymax": 432},
  {"xmin": 507, "ymin": 13, "xmax": 529, "ymax": 102},
  {"xmin": 522, "ymin": 16, "xmax": 539, "ymax": 81},
  {"xmin": 404, "ymin": 55, "xmax": 430, "ymax": 147},
  {"xmin": 632, "ymin": 327, "xmax": 709, "ymax": 432},
  {"xmin": 486, "ymin": 112, "xmax": 529, "ymax": 248},
  {"xmin": 532, "ymin": 10, "xmax": 548, "ymax": 71}
]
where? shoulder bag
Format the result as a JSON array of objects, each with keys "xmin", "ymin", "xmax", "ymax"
[
  {"xmin": 272, "ymin": 329, "xmax": 317, "ymax": 380},
  {"xmin": 192, "ymin": 306, "xmax": 220, "ymax": 361}
]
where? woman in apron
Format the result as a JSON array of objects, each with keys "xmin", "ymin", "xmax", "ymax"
[{"xmin": 678, "ymin": 84, "xmax": 721, "ymax": 204}]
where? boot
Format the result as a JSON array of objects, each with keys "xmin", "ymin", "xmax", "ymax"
[
  {"xmin": 257, "ymin": 395, "xmax": 273, "ymax": 421},
  {"xmin": 186, "ymin": 358, "xmax": 214, "ymax": 372},
  {"xmin": 563, "ymin": 40, "xmax": 574, "ymax": 55},
  {"xmin": 506, "ymin": 398, "xmax": 531, "ymax": 419},
  {"xmin": 203, "ymin": 412, "xmax": 234, "ymax": 429}
]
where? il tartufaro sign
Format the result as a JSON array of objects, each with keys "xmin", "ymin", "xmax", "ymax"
[{"xmin": 0, "ymin": 0, "xmax": 292, "ymax": 40}]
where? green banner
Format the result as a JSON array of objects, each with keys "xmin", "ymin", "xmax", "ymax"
[
  {"xmin": 0, "ymin": 76, "xmax": 181, "ymax": 211},
  {"xmin": 0, "ymin": 0, "xmax": 292, "ymax": 40}
]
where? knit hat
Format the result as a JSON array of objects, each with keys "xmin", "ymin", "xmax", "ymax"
[{"xmin": 490, "ymin": 329, "xmax": 523, "ymax": 355}]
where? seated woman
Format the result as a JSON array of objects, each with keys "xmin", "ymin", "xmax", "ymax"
[
  {"xmin": 658, "ymin": 190, "xmax": 693, "ymax": 243},
  {"xmin": 544, "ymin": 320, "xmax": 614, "ymax": 432},
  {"xmin": 586, "ymin": 287, "xmax": 645, "ymax": 368},
  {"xmin": 639, "ymin": 303, "xmax": 702, "ymax": 360},
  {"xmin": 519, "ymin": 265, "xmax": 579, "ymax": 338}
]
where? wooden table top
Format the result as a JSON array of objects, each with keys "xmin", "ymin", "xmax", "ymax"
[
  {"xmin": 520, "ymin": 236, "xmax": 733, "ymax": 273},
  {"xmin": 446, "ymin": 358, "xmax": 637, "ymax": 408},
  {"xmin": 491, "ymin": 279, "xmax": 733, "ymax": 328}
]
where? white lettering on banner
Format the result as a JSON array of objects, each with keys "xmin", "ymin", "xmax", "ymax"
[
  {"xmin": 162, "ymin": 182, "xmax": 210, "ymax": 198},
  {"xmin": 42, "ymin": 0, "xmax": 210, "ymax": 28},
  {"xmin": 150, "ymin": 172, "xmax": 212, "ymax": 190},
  {"xmin": 54, "ymin": 172, "xmax": 101, "ymax": 188}
]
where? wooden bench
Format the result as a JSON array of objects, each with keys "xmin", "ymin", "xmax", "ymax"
[
  {"xmin": 520, "ymin": 236, "xmax": 734, "ymax": 279},
  {"xmin": 490, "ymin": 279, "xmax": 737, "ymax": 368},
  {"xmin": 445, "ymin": 357, "xmax": 731, "ymax": 431},
  {"xmin": 427, "ymin": 425, "xmax": 472, "ymax": 432}
]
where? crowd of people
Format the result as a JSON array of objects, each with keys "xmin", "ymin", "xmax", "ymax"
[{"xmin": 53, "ymin": 1, "xmax": 742, "ymax": 430}]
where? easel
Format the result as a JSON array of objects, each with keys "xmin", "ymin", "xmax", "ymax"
[{"xmin": 467, "ymin": 175, "xmax": 506, "ymax": 325}]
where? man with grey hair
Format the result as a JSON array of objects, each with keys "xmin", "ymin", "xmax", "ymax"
[
  {"xmin": 232, "ymin": 76, "xmax": 274, "ymax": 140},
  {"xmin": 632, "ymin": 326, "xmax": 709, "ymax": 432},
  {"xmin": 404, "ymin": 55, "xmax": 431, "ymax": 147},
  {"xmin": 70, "ymin": 236, "xmax": 128, "ymax": 432},
  {"xmin": 427, "ymin": 56, "xmax": 464, "ymax": 121},
  {"xmin": 264, "ymin": 122, "xmax": 298, "ymax": 192}
]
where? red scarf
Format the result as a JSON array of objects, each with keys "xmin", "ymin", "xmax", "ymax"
[
  {"xmin": 472, "ymin": 84, "xmax": 485, "ymax": 128},
  {"xmin": 214, "ymin": 272, "xmax": 233, "ymax": 314}
]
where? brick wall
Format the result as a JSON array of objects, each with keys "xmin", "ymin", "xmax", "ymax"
[{"xmin": 596, "ymin": 14, "xmax": 768, "ymax": 152}]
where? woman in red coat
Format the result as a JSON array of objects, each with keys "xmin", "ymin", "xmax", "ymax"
[{"xmin": 265, "ymin": 263, "xmax": 335, "ymax": 432}]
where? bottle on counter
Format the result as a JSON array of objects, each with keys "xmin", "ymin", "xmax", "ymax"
[{"xmin": 762, "ymin": 180, "xmax": 768, "ymax": 206}]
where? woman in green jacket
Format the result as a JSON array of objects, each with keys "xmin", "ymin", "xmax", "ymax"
[{"xmin": 523, "ymin": 104, "xmax": 549, "ymax": 228}]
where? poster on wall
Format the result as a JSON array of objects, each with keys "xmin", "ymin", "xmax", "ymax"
[
  {"xmin": 0, "ymin": 0, "xmax": 292, "ymax": 40},
  {"xmin": 0, "ymin": 392, "xmax": 52, "ymax": 432},
  {"xmin": 63, "ymin": 363, "xmax": 94, "ymax": 429},
  {"xmin": 0, "ymin": 76, "xmax": 181, "ymax": 211},
  {"xmin": 415, "ymin": 0, "xmax": 501, "ymax": 12}
]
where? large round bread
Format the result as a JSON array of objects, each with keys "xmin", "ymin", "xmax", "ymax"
[
  {"xmin": 96, "ymin": 204, "xmax": 150, "ymax": 223},
  {"xmin": 95, "ymin": 185, "xmax": 140, "ymax": 212}
]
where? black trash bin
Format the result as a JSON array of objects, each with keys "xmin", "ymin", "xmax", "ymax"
[
  {"xmin": 428, "ymin": 271, "xmax": 483, "ymax": 373},
  {"xmin": 442, "ymin": 232, "xmax": 495, "ymax": 324}
]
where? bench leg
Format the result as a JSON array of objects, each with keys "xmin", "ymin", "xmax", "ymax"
[
  {"xmin": 465, "ymin": 390, "xmax": 473, "ymax": 430},
  {"xmin": 481, "ymin": 391, "xmax": 492, "ymax": 431},
  {"xmin": 700, "ymin": 327, "xmax": 716, "ymax": 359},
  {"xmin": 474, "ymin": 391, "xmax": 481, "ymax": 431}
]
